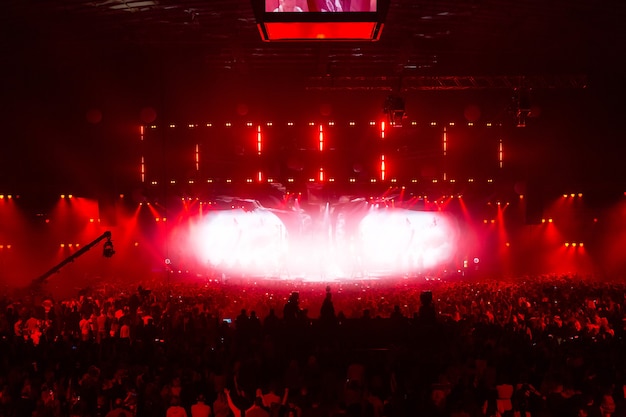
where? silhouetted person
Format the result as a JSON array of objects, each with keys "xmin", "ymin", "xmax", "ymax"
[
  {"xmin": 249, "ymin": 310, "xmax": 263, "ymax": 341},
  {"xmin": 418, "ymin": 290, "xmax": 437, "ymax": 325},
  {"xmin": 319, "ymin": 286, "xmax": 336, "ymax": 324},
  {"xmin": 236, "ymin": 309, "xmax": 249, "ymax": 334},
  {"xmin": 283, "ymin": 292, "xmax": 301, "ymax": 323},
  {"xmin": 263, "ymin": 308, "xmax": 281, "ymax": 339},
  {"xmin": 390, "ymin": 305, "xmax": 404, "ymax": 322}
]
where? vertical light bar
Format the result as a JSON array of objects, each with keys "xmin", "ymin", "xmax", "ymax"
[
  {"xmin": 257, "ymin": 126, "xmax": 264, "ymax": 182},
  {"xmin": 319, "ymin": 124, "xmax": 324, "ymax": 152},
  {"xmin": 381, "ymin": 121, "xmax": 385, "ymax": 139},
  {"xmin": 140, "ymin": 125, "xmax": 145, "ymax": 183},
  {"xmin": 319, "ymin": 125, "xmax": 325, "ymax": 181},
  {"xmin": 443, "ymin": 126, "xmax": 447, "ymax": 181},
  {"xmin": 195, "ymin": 144, "xmax": 200, "ymax": 171},
  {"xmin": 499, "ymin": 138, "xmax": 503, "ymax": 168},
  {"xmin": 380, "ymin": 154, "xmax": 386, "ymax": 181}
]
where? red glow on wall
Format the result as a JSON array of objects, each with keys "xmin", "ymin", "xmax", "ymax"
[
  {"xmin": 496, "ymin": 202, "xmax": 508, "ymax": 247},
  {"xmin": 457, "ymin": 196, "xmax": 472, "ymax": 224}
]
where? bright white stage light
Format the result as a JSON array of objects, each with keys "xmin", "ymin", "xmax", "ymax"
[{"xmin": 177, "ymin": 205, "xmax": 459, "ymax": 281}]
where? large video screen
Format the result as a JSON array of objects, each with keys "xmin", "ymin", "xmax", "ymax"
[
  {"xmin": 256, "ymin": 0, "xmax": 385, "ymax": 40},
  {"xmin": 265, "ymin": 0, "xmax": 376, "ymax": 12}
]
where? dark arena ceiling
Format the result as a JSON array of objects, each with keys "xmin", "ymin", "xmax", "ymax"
[
  {"xmin": 2, "ymin": 0, "xmax": 625, "ymax": 78},
  {"xmin": 1, "ymin": 0, "xmax": 626, "ymax": 202}
]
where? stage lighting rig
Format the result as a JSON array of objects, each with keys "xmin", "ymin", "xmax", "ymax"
[
  {"xmin": 512, "ymin": 87, "xmax": 531, "ymax": 128},
  {"xmin": 384, "ymin": 95, "xmax": 406, "ymax": 127}
]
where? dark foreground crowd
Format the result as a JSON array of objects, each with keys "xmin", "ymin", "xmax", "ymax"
[{"xmin": 1, "ymin": 273, "xmax": 626, "ymax": 417}]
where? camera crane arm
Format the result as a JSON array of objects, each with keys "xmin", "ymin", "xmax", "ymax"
[{"xmin": 32, "ymin": 231, "xmax": 113, "ymax": 286}]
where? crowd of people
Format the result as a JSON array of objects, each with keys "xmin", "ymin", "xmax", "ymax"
[{"xmin": 1, "ymin": 273, "xmax": 626, "ymax": 417}]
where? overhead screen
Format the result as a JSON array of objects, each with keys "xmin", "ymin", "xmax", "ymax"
[
  {"xmin": 265, "ymin": 0, "xmax": 377, "ymax": 12},
  {"xmin": 253, "ymin": 0, "xmax": 388, "ymax": 41}
]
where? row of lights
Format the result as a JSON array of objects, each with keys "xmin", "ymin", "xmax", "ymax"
[
  {"xmin": 152, "ymin": 121, "xmax": 500, "ymax": 129},
  {"xmin": 0, "ymin": 243, "xmax": 147, "ymax": 254},
  {"xmin": 148, "ymin": 177, "xmax": 494, "ymax": 186},
  {"xmin": 16, "ymin": 189, "xmax": 594, "ymax": 204},
  {"xmin": 539, "ymin": 217, "xmax": 598, "ymax": 224},
  {"xmin": 141, "ymin": 173, "xmax": 505, "ymax": 187},
  {"xmin": 0, "ymin": 189, "xmax": 612, "ymax": 215},
  {"xmin": 0, "ymin": 196, "xmax": 597, "ymax": 216},
  {"xmin": 178, "ymin": 199, "xmax": 298, "ymax": 205},
  {"xmin": 59, "ymin": 242, "xmax": 141, "ymax": 248},
  {"xmin": 174, "ymin": 195, "xmax": 466, "ymax": 207},
  {"xmin": 468, "ymin": 241, "xmax": 586, "ymax": 248},
  {"xmin": 1, "ymin": 241, "xmax": 589, "ymax": 250},
  {"xmin": 0, "ymin": 192, "xmax": 601, "ymax": 212},
  {"xmin": 492, "ymin": 242, "xmax": 586, "ymax": 248},
  {"xmin": 2, "ymin": 195, "xmax": 127, "ymax": 201},
  {"xmin": 37, "ymin": 218, "xmax": 101, "ymax": 224},
  {"xmin": 61, "ymin": 194, "xmax": 126, "ymax": 200}
]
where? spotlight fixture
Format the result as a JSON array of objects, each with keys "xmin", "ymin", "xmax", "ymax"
[{"xmin": 103, "ymin": 238, "xmax": 115, "ymax": 258}]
